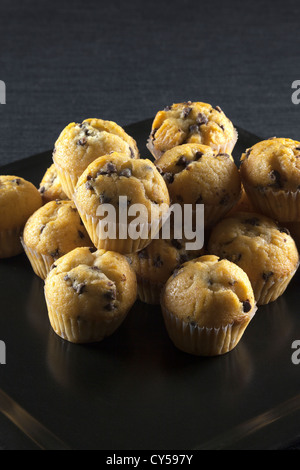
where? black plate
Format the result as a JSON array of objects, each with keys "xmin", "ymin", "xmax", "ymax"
[{"xmin": 0, "ymin": 119, "xmax": 300, "ymax": 451}]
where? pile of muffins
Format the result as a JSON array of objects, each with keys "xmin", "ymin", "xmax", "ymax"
[{"xmin": 1, "ymin": 102, "xmax": 300, "ymax": 357}]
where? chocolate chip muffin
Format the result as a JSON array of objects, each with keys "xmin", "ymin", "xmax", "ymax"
[
  {"xmin": 53, "ymin": 118, "xmax": 139, "ymax": 199},
  {"xmin": 39, "ymin": 164, "xmax": 68, "ymax": 204},
  {"xmin": 0, "ymin": 175, "xmax": 42, "ymax": 258},
  {"xmin": 74, "ymin": 152, "xmax": 170, "ymax": 254},
  {"xmin": 208, "ymin": 212, "xmax": 299, "ymax": 305},
  {"xmin": 44, "ymin": 247, "xmax": 137, "ymax": 343},
  {"xmin": 161, "ymin": 255, "xmax": 256, "ymax": 356},
  {"xmin": 155, "ymin": 143, "xmax": 241, "ymax": 227},
  {"xmin": 148, "ymin": 101, "xmax": 238, "ymax": 160},
  {"xmin": 240, "ymin": 138, "xmax": 300, "ymax": 222},
  {"xmin": 22, "ymin": 200, "xmax": 92, "ymax": 279},
  {"xmin": 128, "ymin": 236, "xmax": 205, "ymax": 305}
]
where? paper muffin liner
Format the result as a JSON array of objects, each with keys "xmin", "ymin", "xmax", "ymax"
[
  {"xmin": 53, "ymin": 159, "xmax": 78, "ymax": 200},
  {"xmin": 251, "ymin": 265, "xmax": 299, "ymax": 306},
  {"xmin": 73, "ymin": 198, "xmax": 162, "ymax": 254},
  {"xmin": 147, "ymin": 127, "xmax": 238, "ymax": 161},
  {"xmin": 44, "ymin": 291, "xmax": 125, "ymax": 344},
  {"xmin": 21, "ymin": 238, "xmax": 55, "ymax": 280},
  {"xmin": 243, "ymin": 181, "xmax": 300, "ymax": 223},
  {"xmin": 136, "ymin": 275, "xmax": 164, "ymax": 305},
  {"xmin": 0, "ymin": 227, "xmax": 23, "ymax": 259},
  {"xmin": 161, "ymin": 303, "xmax": 257, "ymax": 357}
]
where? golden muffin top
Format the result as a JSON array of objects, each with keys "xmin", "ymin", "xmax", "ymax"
[
  {"xmin": 53, "ymin": 118, "xmax": 139, "ymax": 178},
  {"xmin": 162, "ymin": 255, "xmax": 256, "ymax": 329},
  {"xmin": 45, "ymin": 247, "xmax": 137, "ymax": 320},
  {"xmin": 39, "ymin": 164, "xmax": 68, "ymax": 204},
  {"xmin": 240, "ymin": 138, "xmax": 300, "ymax": 192},
  {"xmin": 74, "ymin": 152, "xmax": 170, "ymax": 223},
  {"xmin": 208, "ymin": 212, "xmax": 299, "ymax": 283},
  {"xmin": 148, "ymin": 102, "xmax": 237, "ymax": 158},
  {"xmin": 0, "ymin": 175, "xmax": 42, "ymax": 230},
  {"xmin": 23, "ymin": 200, "xmax": 91, "ymax": 259},
  {"xmin": 155, "ymin": 143, "xmax": 241, "ymax": 206}
]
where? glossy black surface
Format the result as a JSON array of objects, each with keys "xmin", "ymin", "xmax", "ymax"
[{"xmin": 0, "ymin": 119, "xmax": 300, "ymax": 450}]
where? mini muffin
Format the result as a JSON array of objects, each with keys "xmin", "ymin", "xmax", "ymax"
[
  {"xmin": 53, "ymin": 118, "xmax": 139, "ymax": 199},
  {"xmin": 161, "ymin": 255, "xmax": 256, "ymax": 356},
  {"xmin": 22, "ymin": 200, "xmax": 92, "ymax": 279},
  {"xmin": 240, "ymin": 138, "xmax": 300, "ymax": 222},
  {"xmin": 128, "ymin": 236, "xmax": 205, "ymax": 305},
  {"xmin": 74, "ymin": 152, "xmax": 170, "ymax": 254},
  {"xmin": 148, "ymin": 101, "xmax": 238, "ymax": 160},
  {"xmin": 208, "ymin": 212, "xmax": 299, "ymax": 305},
  {"xmin": 155, "ymin": 143, "xmax": 241, "ymax": 227},
  {"xmin": 44, "ymin": 247, "xmax": 137, "ymax": 344},
  {"xmin": 39, "ymin": 164, "xmax": 68, "ymax": 204},
  {"xmin": 0, "ymin": 176, "xmax": 42, "ymax": 258}
]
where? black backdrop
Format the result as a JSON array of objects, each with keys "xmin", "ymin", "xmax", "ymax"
[{"xmin": 0, "ymin": 0, "xmax": 300, "ymax": 165}]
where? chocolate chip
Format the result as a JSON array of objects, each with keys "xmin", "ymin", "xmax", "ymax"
[
  {"xmin": 138, "ymin": 250, "xmax": 148, "ymax": 259},
  {"xmin": 85, "ymin": 181, "xmax": 94, "ymax": 191},
  {"xmin": 181, "ymin": 107, "xmax": 192, "ymax": 119},
  {"xmin": 39, "ymin": 186, "xmax": 46, "ymax": 194},
  {"xmin": 73, "ymin": 282, "xmax": 86, "ymax": 295},
  {"xmin": 50, "ymin": 249, "xmax": 60, "ymax": 259},
  {"xmin": 90, "ymin": 266, "xmax": 101, "ymax": 272},
  {"xmin": 164, "ymin": 105, "xmax": 172, "ymax": 111},
  {"xmin": 220, "ymin": 194, "xmax": 230, "ymax": 205},
  {"xmin": 89, "ymin": 247, "xmax": 97, "ymax": 253},
  {"xmin": 244, "ymin": 217, "xmax": 260, "ymax": 226},
  {"xmin": 64, "ymin": 275, "xmax": 70, "ymax": 282},
  {"xmin": 97, "ymin": 162, "xmax": 117, "ymax": 176},
  {"xmin": 176, "ymin": 156, "xmax": 188, "ymax": 167},
  {"xmin": 99, "ymin": 193, "xmax": 111, "ymax": 204},
  {"xmin": 196, "ymin": 113, "xmax": 208, "ymax": 126},
  {"xmin": 129, "ymin": 147, "xmax": 135, "ymax": 158},
  {"xmin": 218, "ymin": 153, "xmax": 230, "ymax": 158},
  {"xmin": 119, "ymin": 168, "xmax": 132, "ymax": 178},
  {"xmin": 163, "ymin": 172, "xmax": 174, "ymax": 184},
  {"xmin": 219, "ymin": 124, "xmax": 225, "ymax": 131},
  {"xmin": 242, "ymin": 301, "xmax": 252, "ymax": 313},
  {"xmin": 153, "ymin": 256, "xmax": 163, "ymax": 268},
  {"xmin": 77, "ymin": 138, "xmax": 87, "ymax": 146},
  {"xmin": 262, "ymin": 272, "xmax": 274, "ymax": 282},
  {"xmin": 215, "ymin": 106, "xmax": 222, "ymax": 113},
  {"xmin": 75, "ymin": 283, "xmax": 86, "ymax": 295},
  {"xmin": 78, "ymin": 230, "xmax": 85, "ymax": 239},
  {"xmin": 86, "ymin": 175, "xmax": 92, "ymax": 181},
  {"xmin": 104, "ymin": 289, "xmax": 117, "ymax": 301},
  {"xmin": 105, "ymin": 303, "xmax": 116, "ymax": 311},
  {"xmin": 195, "ymin": 151, "xmax": 204, "ymax": 160},
  {"xmin": 245, "ymin": 149, "xmax": 252, "ymax": 158},
  {"xmin": 189, "ymin": 124, "xmax": 199, "ymax": 134},
  {"xmin": 13, "ymin": 178, "xmax": 21, "ymax": 185},
  {"xmin": 40, "ymin": 225, "xmax": 46, "ymax": 234},
  {"xmin": 270, "ymin": 170, "xmax": 283, "ymax": 188}
]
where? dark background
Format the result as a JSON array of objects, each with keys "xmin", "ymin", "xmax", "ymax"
[
  {"xmin": 0, "ymin": 0, "xmax": 299, "ymax": 166},
  {"xmin": 0, "ymin": 0, "xmax": 300, "ymax": 451}
]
